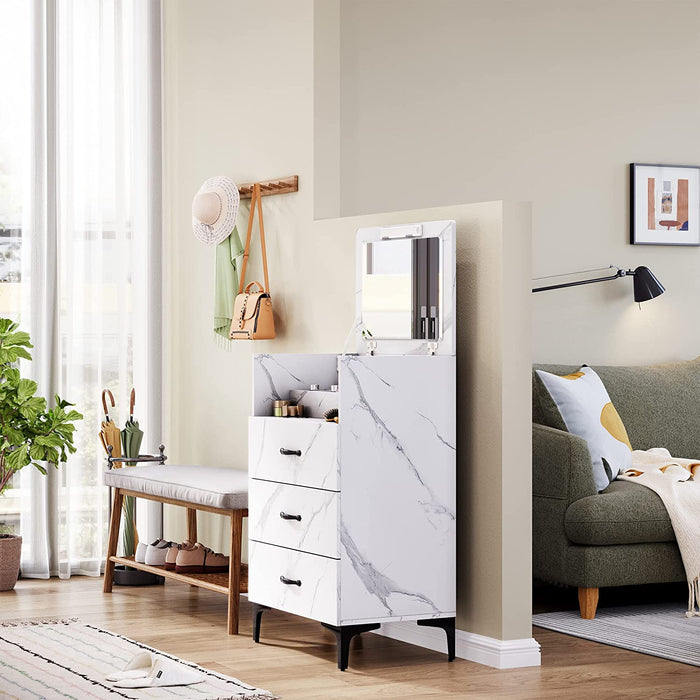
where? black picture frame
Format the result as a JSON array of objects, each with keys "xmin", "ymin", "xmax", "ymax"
[{"xmin": 630, "ymin": 162, "xmax": 700, "ymax": 246}]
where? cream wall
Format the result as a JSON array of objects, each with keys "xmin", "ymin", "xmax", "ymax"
[
  {"xmin": 336, "ymin": 0, "xmax": 700, "ymax": 366},
  {"xmin": 162, "ymin": 0, "xmax": 317, "ymax": 553},
  {"xmin": 455, "ymin": 201, "xmax": 533, "ymax": 641},
  {"xmin": 163, "ymin": 0, "xmax": 534, "ymax": 648}
]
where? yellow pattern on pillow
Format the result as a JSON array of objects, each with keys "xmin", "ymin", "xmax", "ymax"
[{"xmin": 600, "ymin": 402, "xmax": 633, "ymax": 450}]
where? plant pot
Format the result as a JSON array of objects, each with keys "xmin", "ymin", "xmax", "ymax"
[
  {"xmin": 113, "ymin": 565, "xmax": 164, "ymax": 586},
  {"xmin": 0, "ymin": 534, "xmax": 21, "ymax": 591}
]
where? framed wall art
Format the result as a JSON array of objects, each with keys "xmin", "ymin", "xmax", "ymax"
[{"xmin": 630, "ymin": 163, "xmax": 700, "ymax": 246}]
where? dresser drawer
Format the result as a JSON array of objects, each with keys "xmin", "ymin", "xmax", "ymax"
[
  {"xmin": 249, "ymin": 417, "xmax": 339, "ymax": 491},
  {"xmin": 249, "ymin": 541, "xmax": 339, "ymax": 626},
  {"xmin": 250, "ymin": 480, "xmax": 339, "ymax": 558}
]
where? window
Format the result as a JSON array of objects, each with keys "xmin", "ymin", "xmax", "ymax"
[{"xmin": 0, "ymin": 0, "xmax": 161, "ymax": 575}]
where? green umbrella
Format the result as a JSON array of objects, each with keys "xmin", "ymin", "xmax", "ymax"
[{"xmin": 120, "ymin": 388, "xmax": 144, "ymax": 558}]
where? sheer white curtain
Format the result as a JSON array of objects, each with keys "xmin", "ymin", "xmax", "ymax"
[
  {"xmin": 19, "ymin": 0, "xmax": 162, "ymax": 579},
  {"xmin": 0, "ymin": 1, "xmax": 31, "ymax": 537}
]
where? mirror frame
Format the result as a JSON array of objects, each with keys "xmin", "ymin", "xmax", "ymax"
[{"xmin": 355, "ymin": 220, "xmax": 456, "ymax": 356}]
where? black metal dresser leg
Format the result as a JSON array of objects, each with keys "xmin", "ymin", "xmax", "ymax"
[
  {"xmin": 417, "ymin": 617, "xmax": 456, "ymax": 661},
  {"xmin": 321, "ymin": 622, "xmax": 381, "ymax": 671},
  {"xmin": 252, "ymin": 604, "xmax": 270, "ymax": 643}
]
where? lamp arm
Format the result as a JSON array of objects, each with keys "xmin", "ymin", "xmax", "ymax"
[{"xmin": 532, "ymin": 269, "xmax": 624, "ymax": 293}]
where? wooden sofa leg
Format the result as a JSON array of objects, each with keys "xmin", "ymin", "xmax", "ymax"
[
  {"xmin": 578, "ymin": 587, "xmax": 599, "ymax": 619},
  {"xmin": 227, "ymin": 509, "xmax": 243, "ymax": 635},
  {"xmin": 103, "ymin": 488, "xmax": 124, "ymax": 593}
]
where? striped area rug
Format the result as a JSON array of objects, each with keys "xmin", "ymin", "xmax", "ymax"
[
  {"xmin": 0, "ymin": 619, "xmax": 276, "ymax": 699},
  {"xmin": 533, "ymin": 603, "xmax": 700, "ymax": 667}
]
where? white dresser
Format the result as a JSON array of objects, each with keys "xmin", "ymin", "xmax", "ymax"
[{"xmin": 248, "ymin": 221, "xmax": 457, "ymax": 670}]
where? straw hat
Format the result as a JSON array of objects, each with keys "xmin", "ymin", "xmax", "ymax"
[{"xmin": 191, "ymin": 175, "xmax": 240, "ymax": 244}]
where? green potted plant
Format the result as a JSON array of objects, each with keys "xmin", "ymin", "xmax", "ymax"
[{"xmin": 0, "ymin": 318, "xmax": 82, "ymax": 591}]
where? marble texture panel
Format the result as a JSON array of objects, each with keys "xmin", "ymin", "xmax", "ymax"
[
  {"xmin": 248, "ymin": 540, "xmax": 339, "ymax": 626},
  {"xmin": 249, "ymin": 417, "xmax": 339, "ymax": 491},
  {"xmin": 249, "ymin": 479, "xmax": 340, "ymax": 559},
  {"xmin": 338, "ymin": 354, "xmax": 456, "ymax": 623}
]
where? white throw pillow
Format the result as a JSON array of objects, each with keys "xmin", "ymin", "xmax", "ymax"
[{"xmin": 535, "ymin": 366, "xmax": 632, "ymax": 491}]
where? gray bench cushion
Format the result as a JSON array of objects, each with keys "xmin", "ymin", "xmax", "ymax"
[
  {"xmin": 564, "ymin": 480, "xmax": 674, "ymax": 546},
  {"xmin": 103, "ymin": 465, "xmax": 248, "ymax": 510}
]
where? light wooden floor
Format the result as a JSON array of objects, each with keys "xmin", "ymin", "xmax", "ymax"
[{"xmin": 1, "ymin": 578, "xmax": 698, "ymax": 699}]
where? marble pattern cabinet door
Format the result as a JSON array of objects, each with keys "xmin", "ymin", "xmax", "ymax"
[
  {"xmin": 338, "ymin": 355, "xmax": 456, "ymax": 623},
  {"xmin": 249, "ymin": 417, "xmax": 339, "ymax": 491},
  {"xmin": 249, "ymin": 480, "xmax": 340, "ymax": 559},
  {"xmin": 249, "ymin": 541, "xmax": 339, "ymax": 626}
]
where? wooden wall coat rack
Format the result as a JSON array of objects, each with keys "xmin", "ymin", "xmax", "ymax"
[{"xmin": 238, "ymin": 175, "xmax": 298, "ymax": 199}]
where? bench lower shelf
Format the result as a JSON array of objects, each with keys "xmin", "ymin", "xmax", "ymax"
[{"xmin": 109, "ymin": 556, "xmax": 248, "ymax": 595}]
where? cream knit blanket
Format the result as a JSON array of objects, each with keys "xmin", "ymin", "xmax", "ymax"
[{"xmin": 618, "ymin": 448, "xmax": 700, "ymax": 617}]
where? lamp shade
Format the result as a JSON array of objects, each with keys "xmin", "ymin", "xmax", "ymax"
[{"xmin": 632, "ymin": 266, "xmax": 665, "ymax": 302}]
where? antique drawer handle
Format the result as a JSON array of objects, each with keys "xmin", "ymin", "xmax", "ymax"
[
  {"xmin": 280, "ymin": 448, "xmax": 302, "ymax": 456},
  {"xmin": 280, "ymin": 511, "xmax": 302, "ymax": 522},
  {"xmin": 280, "ymin": 575, "xmax": 302, "ymax": 586}
]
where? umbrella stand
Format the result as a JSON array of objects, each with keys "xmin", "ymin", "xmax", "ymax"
[
  {"xmin": 106, "ymin": 443, "xmax": 167, "ymax": 587},
  {"xmin": 106, "ymin": 443, "xmax": 167, "ymax": 467},
  {"xmin": 100, "ymin": 387, "xmax": 164, "ymax": 585}
]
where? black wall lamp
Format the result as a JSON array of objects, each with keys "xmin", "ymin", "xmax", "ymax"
[{"xmin": 532, "ymin": 265, "xmax": 665, "ymax": 303}]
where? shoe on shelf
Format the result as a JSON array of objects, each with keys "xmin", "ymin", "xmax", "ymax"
[
  {"xmin": 144, "ymin": 539, "xmax": 175, "ymax": 567},
  {"xmin": 165, "ymin": 541, "xmax": 194, "ymax": 571},
  {"xmin": 134, "ymin": 541, "xmax": 149, "ymax": 564},
  {"xmin": 175, "ymin": 543, "xmax": 229, "ymax": 574},
  {"xmin": 136, "ymin": 538, "xmax": 165, "ymax": 564}
]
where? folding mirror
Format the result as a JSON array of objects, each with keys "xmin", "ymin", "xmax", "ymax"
[{"xmin": 355, "ymin": 220, "xmax": 456, "ymax": 355}]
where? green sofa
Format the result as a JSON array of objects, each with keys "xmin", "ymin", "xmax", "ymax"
[{"xmin": 532, "ymin": 358, "xmax": 700, "ymax": 618}]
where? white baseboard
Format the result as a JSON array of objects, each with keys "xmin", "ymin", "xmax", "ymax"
[
  {"xmin": 455, "ymin": 629, "xmax": 541, "ymax": 669},
  {"xmin": 374, "ymin": 621, "xmax": 541, "ymax": 669}
]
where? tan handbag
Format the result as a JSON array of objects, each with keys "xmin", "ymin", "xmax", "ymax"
[{"xmin": 229, "ymin": 183, "xmax": 276, "ymax": 340}]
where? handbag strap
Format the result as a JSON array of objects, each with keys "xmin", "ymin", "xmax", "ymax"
[
  {"xmin": 245, "ymin": 281, "xmax": 264, "ymax": 294},
  {"xmin": 238, "ymin": 183, "xmax": 271, "ymax": 294}
]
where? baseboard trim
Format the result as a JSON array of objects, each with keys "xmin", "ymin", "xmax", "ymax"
[{"xmin": 374, "ymin": 621, "xmax": 541, "ymax": 669}]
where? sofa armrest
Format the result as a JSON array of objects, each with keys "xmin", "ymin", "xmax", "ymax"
[{"xmin": 533, "ymin": 423, "xmax": 597, "ymax": 504}]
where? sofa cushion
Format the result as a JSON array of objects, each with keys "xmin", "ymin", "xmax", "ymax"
[
  {"xmin": 564, "ymin": 479, "xmax": 675, "ymax": 546},
  {"xmin": 535, "ymin": 366, "xmax": 632, "ymax": 491},
  {"xmin": 534, "ymin": 357, "xmax": 700, "ymax": 458}
]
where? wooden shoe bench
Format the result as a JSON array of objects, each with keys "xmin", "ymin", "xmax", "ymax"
[{"xmin": 103, "ymin": 461, "xmax": 248, "ymax": 634}]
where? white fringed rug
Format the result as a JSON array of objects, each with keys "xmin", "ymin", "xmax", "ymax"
[
  {"xmin": 533, "ymin": 603, "xmax": 700, "ymax": 667},
  {"xmin": 0, "ymin": 619, "xmax": 276, "ymax": 699}
]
